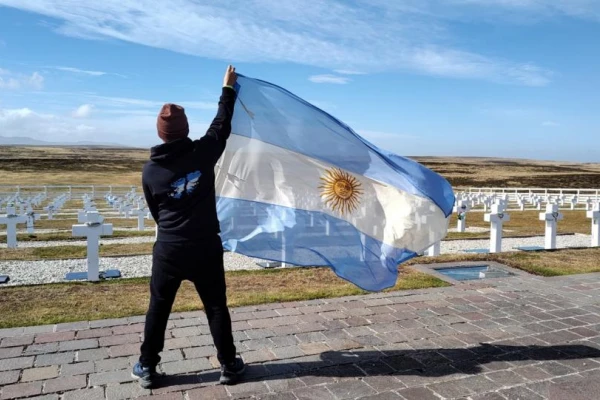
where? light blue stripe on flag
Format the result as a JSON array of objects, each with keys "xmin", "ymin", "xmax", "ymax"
[{"xmin": 216, "ymin": 74, "xmax": 455, "ymax": 292}]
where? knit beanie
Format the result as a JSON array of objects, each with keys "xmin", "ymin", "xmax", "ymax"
[{"xmin": 157, "ymin": 103, "xmax": 189, "ymax": 142}]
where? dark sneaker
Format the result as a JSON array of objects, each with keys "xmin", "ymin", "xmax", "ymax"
[
  {"xmin": 220, "ymin": 357, "xmax": 246, "ymax": 385},
  {"xmin": 131, "ymin": 362, "xmax": 162, "ymax": 389}
]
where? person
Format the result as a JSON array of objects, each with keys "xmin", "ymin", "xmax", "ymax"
[{"xmin": 132, "ymin": 65, "xmax": 245, "ymax": 389}]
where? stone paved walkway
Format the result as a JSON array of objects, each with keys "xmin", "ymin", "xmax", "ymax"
[{"xmin": 3, "ymin": 265, "xmax": 600, "ymax": 399}]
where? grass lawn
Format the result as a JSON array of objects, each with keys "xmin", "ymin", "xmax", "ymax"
[
  {"xmin": 406, "ymin": 247, "xmax": 600, "ymax": 277},
  {"xmin": 0, "ymin": 230, "xmax": 154, "ymax": 244},
  {"xmin": 0, "ymin": 268, "xmax": 446, "ymax": 328},
  {"xmin": 0, "ymin": 243, "xmax": 154, "ymax": 261},
  {"xmin": 27, "ymin": 218, "xmax": 155, "ymax": 231}
]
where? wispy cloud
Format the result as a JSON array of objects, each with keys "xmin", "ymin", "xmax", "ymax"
[
  {"xmin": 72, "ymin": 104, "xmax": 94, "ymax": 118},
  {"xmin": 308, "ymin": 74, "xmax": 351, "ymax": 84},
  {"xmin": 334, "ymin": 69, "xmax": 366, "ymax": 75},
  {"xmin": 0, "ymin": 0, "xmax": 587, "ymax": 86},
  {"xmin": 0, "ymin": 68, "xmax": 44, "ymax": 90},
  {"xmin": 51, "ymin": 66, "xmax": 127, "ymax": 78}
]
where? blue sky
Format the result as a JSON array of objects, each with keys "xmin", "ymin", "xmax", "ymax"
[{"xmin": 0, "ymin": 1, "xmax": 599, "ymax": 162}]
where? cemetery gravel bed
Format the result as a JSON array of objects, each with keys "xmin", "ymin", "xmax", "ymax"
[
  {"xmin": 442, "ymin": 232, "xmax": 592, "ymax": 253},
  {"xmin": 0, "ymin": 252, "xmax": 264, "ymax": 286}
]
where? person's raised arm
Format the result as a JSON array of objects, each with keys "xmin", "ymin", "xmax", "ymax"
[{"xmin": 195, "ymin": 65, "xmax": 237, "ymax": 168}]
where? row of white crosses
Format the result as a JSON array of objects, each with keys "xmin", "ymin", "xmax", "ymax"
[{"xmin": 426, "ymin": 197, "xmax": 600, "ymax": 257}]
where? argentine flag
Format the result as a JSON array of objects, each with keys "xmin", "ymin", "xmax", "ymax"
[{"xmin": 216, "ymin": 74, "xmax": 455, "ymax": 292}]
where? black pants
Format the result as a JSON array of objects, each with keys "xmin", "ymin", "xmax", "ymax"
[{"xmin": 139, "ymin": 235, "xmax": 236, "ymax": 368}]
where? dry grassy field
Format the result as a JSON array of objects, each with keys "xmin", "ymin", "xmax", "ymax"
[{"xmin": 1, "ymin": 146, "xmax": 599, "ymax": 188}]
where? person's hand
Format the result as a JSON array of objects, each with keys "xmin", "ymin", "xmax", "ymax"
[{"xmin": 223, "ymin": 65, "xmax": 237, "ymax": 87}]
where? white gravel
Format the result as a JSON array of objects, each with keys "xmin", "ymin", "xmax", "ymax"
[
  {"xmin": 441, "ymin": 233, "xmax": 592, "ymax": 253},
  {"xmin": 0, "ymin": 251, "xmax": 264, "ymax": 287}
]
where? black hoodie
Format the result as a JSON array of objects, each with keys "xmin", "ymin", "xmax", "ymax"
[{"xmin": 142, "ymin": 87, "xmax": 237, "ymax": 243}]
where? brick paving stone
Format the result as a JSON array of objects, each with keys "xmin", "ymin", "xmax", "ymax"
[
  {"xmin": 23, "ymin": 343, "xmax": 58, "ymax": 356},
  {"xmin": 241, "ymin": 348, "xmax": 276, "ymax": 363},
  {"xmin": 42, "ymin": 374, "xmax": 87, "ymax": 393},
  {"xmin": 0, "ymin": 370, "xmax": 20, "ymax": 385},
  {"xmin": 151, "ymin": 374, "xmax": 204, "ymax": 395},
  {"xmin": 183, "ymin": 346, "xmax": 214, "ymax": 359},
  {"xmin": 0, "ymin": 382, "xmax": 43, "ymax": 400},
  {"xmin": 225, "ymin": 381, "xmax": 269, "ymax": 399},
  {"xmin": 34, "ymin": 332, "xmax": 75, "ymax": 344},
  {"xmin": 0, "ymin": 328, "xmax": 24, "ymax": 338},
  {"xmin": 270, "ymin": 336, "xmax": 300, "ymax": 348},
  {"xmin": 58, "ymin": 339, "xmax": 98, "ymax": 352},
  {"xmin": 109, "ymin": 343, "xmax": 140, "ymax": 357},
  {"xmin": 298, "ymin": 342, "xmax": 330, "ymax": 355},
  {"xmin": 76, "ymin": 328, "xmax": 114, "ymax": 339},
  {"xmin": 89, "ymin": 318, "xmax": 129, "ymax": 329},
  {"xmin": 256, "ymin": 392, "xmax": 297, "ymax": 400},
  {"xmin": 34, "ymin": 352, "xmax": 74, "ymax": 367},
  {"xmin": 0, "ymin": 347, "xmax": 23, "ymax": 359},
  {"xmin": 55, "ymin": 321, "xmax": 90, "ymax": 332},
  {"xmin": 0, "ymin": 356, "xmax": 34, "ymax": 371},
  {"xmin": 570, "ymin": 327, "xmax": 599, "ymax": 338},
  {"xmin": 21, "ymin": 365, "xmax": 59, "ymax": 382},
  {"xmin": 470, "ymin": 393, "xmax": 507, "ymax": 400},
  {"xmin": 1, "ymin": 336, "xmax": 34, "ymax": 348},
  {"xmin": 112, "ymin": 323, "xmax": 145, "ymax": 335},
  {"xmin": 357, "ymin": 393, "xmax": 402, "ymax": 400},
  {"xmin": 326, "ymin": 380, "xmax": 377, "ymax": 399},
  {"xmin": 293, "ymin": 386, "xmax": 336, "ymax": 400},
  {"xmin": 538, "ymin": 360, "xmax": 577, "ymax": 376},
  {"xmin": 265, "ymin": 376, "xmax": 306, "ymax": 392},
  {"xmin": 513, "ymin": 365, "xmax": 553, "ymax": 381},
  {"xmin": 138, "ymin": 393, "xmax": 185, "ymax": 400},
  {"xmin": 241, "ymin": 338, "xmax": 272, "ymax": 351},
  {"xmin": 499, "ymin": 385, "xmax": 545, "ymax": 400},
  {"xmin": 95, "ymin": 357, "xmax": 130, "ymax": 372},
  {"xmin": 98, "ymin": 333, "xmax": 140, "ymax": 347},
  {"xmin": 486, "ymin": 370, "xmax": 528, "ymax": 386},
  {"xmin": 77, "ymin": 347, "xmax": 109, "ymax": 362},
  {"xmin": 62, "ymin": 387, "xmax": 105, "ymax": 400},
  {"xmin": 60, "ymin": 361, "xmax": 95, "ymax": 376},
  {"xmin": 396, "ymin": 387, "xmax": 438, "ymax": 400},
  {"xmin": 89, "ymin": 369, "xmax": 135, "ymax": 386},
  {"xmin": 271, "ymin": 345, "xmax": 305, "ymax": 359},
  {"xmin": 105, "ymin": 382, "xmax": 151, "ymax": 399},
  {"xmin": 160, "ymin": 357, "xmax": 213, "ymax": 374}
]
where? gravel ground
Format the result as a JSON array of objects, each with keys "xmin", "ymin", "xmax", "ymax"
[
  {"xmin": 441, "ymin": 233, "xmax": 592, "ymax": 253},
  {"xmin": 0, "ymin": 252, "xmax": 264, "ymax": 286}
]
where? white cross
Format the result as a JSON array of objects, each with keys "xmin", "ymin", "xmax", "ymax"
[
  {"xmin": 122, "ymin": 204, "xmax": 133, "ymax": 219},
  {"xmin": 131, "ymin": 208, "xmax": 147, "ymax": 230},
  {"xmin": 72, "ymin": 211, "xmax": 113, "ymax": 281},
  {"xmin": 44, "ymin": 205, "xmax": 55, "ymax": 220},
  {"xmin": 0, "ymin": 206, "xmax": 27, "ymax": 248},
  {"xmin": 424, "ymin": 241, "xmax": 440, "ymax": 257},
  {"xmin": 484, "ymin": 203, "xmax": 510, "ymax": 253},
  {"xmin": 587, "ymin": 203, "xmax": 600, "ymax": 247},
  {"xmin": 25, "ymin": 206, "xmax": 39, "ymax": 234},
  {"xmin": 539, "ymin": 203, "xmax": 563, "ymax": 250},
  {"xmin": 453, "ymin": 200, "xmax": 471, "ymax": 233},
  {"xmin": 570, "ymin": 196, "xmax": 578, "ymax": 210}
]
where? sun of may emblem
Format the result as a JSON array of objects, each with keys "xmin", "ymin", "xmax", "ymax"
[{"xmin": 319, "ymin": 168, "xmax": 363, "ymax": 215}]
